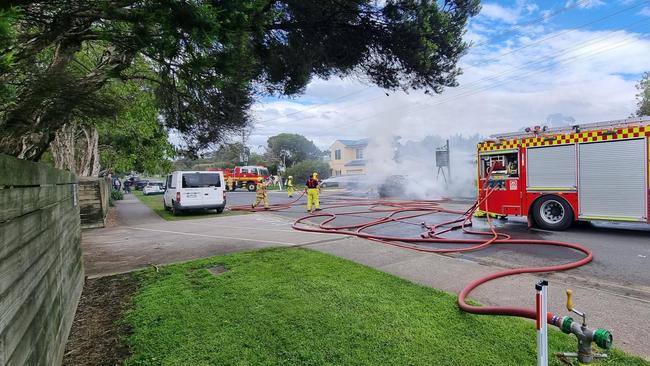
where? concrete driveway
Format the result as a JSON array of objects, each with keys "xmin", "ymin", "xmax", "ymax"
[{"xmin": 82, "ymin": 194, "xmax": 341, "ymax": 277}]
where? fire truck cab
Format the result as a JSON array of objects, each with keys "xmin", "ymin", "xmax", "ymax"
[{"xmin": 477, "ymin": 117, "xmax": 650, "ymax": 230}]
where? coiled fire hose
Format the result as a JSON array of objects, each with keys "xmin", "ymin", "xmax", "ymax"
[{"xmin": 231, "ymin": 186, "xmax": 595, "ymax": 328}]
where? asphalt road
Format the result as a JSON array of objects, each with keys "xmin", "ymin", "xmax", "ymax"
[{"xmin": 226, "ymin": 189, "xmax": 650, "ymax": 301}]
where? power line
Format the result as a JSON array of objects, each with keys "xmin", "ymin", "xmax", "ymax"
[{"xmin": 333, "ymin": 27, "xmax": 649, "ymax": 129}]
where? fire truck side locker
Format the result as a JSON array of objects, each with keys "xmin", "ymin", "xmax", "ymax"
[
  {"xmin": 526, "ymin": 145, "xmax": 577, "ymax": 191},
  {"xmin": 578, "ymin": 138, "xmax": 648, "ymax": 222}
]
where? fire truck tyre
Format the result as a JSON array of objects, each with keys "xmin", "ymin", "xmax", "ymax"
[
  {"xmin": 247, "ymin": 182, "xmax": 257, "ymax": 192},
  {"xmin": 532, "ymin": 196, "xmax": 573, "ymax": 231}
]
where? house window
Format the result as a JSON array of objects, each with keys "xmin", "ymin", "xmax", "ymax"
[
  {"xmin": 334, "ymin": 149, "xmax": 341, "ymax": 160},
  {"xmin": 355, "ymin": 148, "xmax": 364, "ymax": 159}
]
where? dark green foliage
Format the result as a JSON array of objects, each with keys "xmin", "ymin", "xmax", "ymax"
[
  {"xmin": 636, "ymin": 72, "xmax": 650, "ymax": 117},
  {"xmin": 110, "ymin": 189, "xmax": 124, "ymax": 201},
  {"xmin": 109, "ymin": 188, "xmax": 124, "ymax": 206},
  {"xmin": 285, "ymin": 159, "xmax": 330, "ymax": 183},
  {"xmin": 97, "ymin": 79, "xmax": 174, "ymax": 175},
  {"xmin": 267, "ymin": 133, "xmax": 322, "ymax": 167},
  {"xmin": 1, "ymin": 0, "xmax": 480, "ymax": 159}
]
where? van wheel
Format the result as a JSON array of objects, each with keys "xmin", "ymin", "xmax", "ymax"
[
  {"xmin": 532, "ymin": 195, "xmax": 573, "ymax": 231},
  {"xmin": 247, "ymin": 182, "xmax": 256, "ymax": 192},
  {"xmin": 172, "ymin": 204, "xmax": 182, "ymax": 216},
  {"xmin": 216, "ymin": 208, "xmax": 224, "ymax": 214},
  {"xmin": 163, "ymin": 201, "xmax": 171, "ymax": 211}
]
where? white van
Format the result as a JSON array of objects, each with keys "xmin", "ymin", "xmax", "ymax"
[{"xmin": 163, "ymin": 171, "xmax": 226, "ymax": 216}]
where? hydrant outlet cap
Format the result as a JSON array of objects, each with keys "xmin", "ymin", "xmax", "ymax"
[{"xmin": 594, "ymin": 328, "xmax": 613, "ymax": 349}]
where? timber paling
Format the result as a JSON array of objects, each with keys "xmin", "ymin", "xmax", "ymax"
[{"xmin": 0, "ymin": 154, "xmax": 83, "ymax": 366}]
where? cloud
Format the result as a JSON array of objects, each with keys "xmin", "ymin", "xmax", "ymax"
[
  {"xmin": 478, "ymin": 1, "xmax": 539, "ymax": 24},
  {"xmin": 249, "ymin": 28, "xmax": 650, "ymax": 151},
  {"xmin": 639, "ymin": 6, "xmax": 650, "ymax": 16},
  {"xmin": 566, "ymin": 0, "xmax": 606, "ymax": 9}
]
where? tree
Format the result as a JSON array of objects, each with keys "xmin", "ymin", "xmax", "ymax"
[
  {"xmin": 635, "ymin": 72, "xmax": 650, "ymax": 117},
  {"xmin": 286, "ymin": 160, "xmax": 330, "ymax": 183},
  {"xmin": 1, "ymin": 0, "xmax": 480, "ymax": 160},
  {"xmin": 95, "ymin": 80, "xmax": 174, "ymax": 175},
  {"xmin": 267, "ymin": 133, "xmax": 322, "ymax": 167}
]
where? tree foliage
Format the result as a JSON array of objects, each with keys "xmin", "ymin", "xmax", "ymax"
[
  {"xmin": 286, "ymin": 159, "xmax": 330, "ymax": 183},
  {"xmin": 1, "ymin": 0, "xmax": 480, "ymax": 160},
  {"xmin": 635, "ymin": 72, "xmax": 650, "ymax": 117},
  {"xmin": 267, "ymin": 133, "xmax": 322, "ymax": 167},
  {"xmin": 96, "ymin": 80, "xmax": 174, "ymax": 175}
]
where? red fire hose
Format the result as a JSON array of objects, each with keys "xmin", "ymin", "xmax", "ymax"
[{"xmin": 231, "ymin": 190, "xmax": 593, "ymax": 325}]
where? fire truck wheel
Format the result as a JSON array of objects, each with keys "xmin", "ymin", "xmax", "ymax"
[
  {"xmin": 246, "ymin": 182, "xmax": 257, "ymax": 192},
  {"xmin": 532, "ymin": 195, "xmax": 573, "ymax": 231}
]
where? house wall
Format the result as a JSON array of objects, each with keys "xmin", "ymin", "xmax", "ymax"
[{"xmin": 328, "ymin": 141, "xmax": 367, "ymax": 176}]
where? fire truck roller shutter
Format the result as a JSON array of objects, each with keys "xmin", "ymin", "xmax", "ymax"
[
  {"xmin": 526, "ymin": 145, "xmax": 577, "ymax": 190},
  {"xmin": 578, "ymin": 138, "xmax": 647, "ymax": 221}
]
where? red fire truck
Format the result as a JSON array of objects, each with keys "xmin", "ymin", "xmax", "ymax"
[
  {"xmin": 476, "ymin": 117, "xmax": 650, "ymax": 230},
  {"xmin": 208, "ymin": 165, "xmax": 270, "ymax": 191}
]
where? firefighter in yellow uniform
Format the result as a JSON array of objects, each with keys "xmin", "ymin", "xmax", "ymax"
[
  {"xmin": 305, "ymin": 172, "xmax": 321, "ymax": 213},
  {"xmin": 227, "ymin": 176, "xmax": 235, "ymax": 191},
  {"xmin": 251, "ymin": 178, "xmax": 270, "ymax": 210},
  {"xmin": 286, "ymin": 175, "xmax": 294, "ymax": 197}
]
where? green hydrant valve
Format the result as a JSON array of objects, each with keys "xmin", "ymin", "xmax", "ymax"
[
  {"xmin": 594, "ymin": 328, "xmax": 613, "ymax": 350},
  {"xmin": 560, "ymin": 316, "xmax": 574, "ymax": 334}
]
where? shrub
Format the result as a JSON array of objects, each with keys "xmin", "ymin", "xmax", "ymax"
[
  {"xmin": 111, "ymin": 189, "xmax": 124, "ymax": 201},
  {"xmin": 285, "ymin": 160, "xmax": 330, "ymax": 183}
]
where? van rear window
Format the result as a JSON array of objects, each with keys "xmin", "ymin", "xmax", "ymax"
[{"xmin": 182, "ymin": 173, "xmax": 221, "ymax": 188}]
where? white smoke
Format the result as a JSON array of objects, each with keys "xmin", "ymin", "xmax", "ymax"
[{"xmin": 363, "ymin": 127, "xmax": 480, "ymax": 200}]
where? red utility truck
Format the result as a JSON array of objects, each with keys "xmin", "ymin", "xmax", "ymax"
[
  {"xmin": 476, "ymin": 117, "xmax": 650, "ymax": 230},
  {"xmin": 208, "ymin": 165, "xmax": 270, "ymax": 191}
]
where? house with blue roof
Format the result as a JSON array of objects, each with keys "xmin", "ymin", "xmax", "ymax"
[{"xmin": 328, "ymin": 138, "xmax": 368, "ymax": 176}]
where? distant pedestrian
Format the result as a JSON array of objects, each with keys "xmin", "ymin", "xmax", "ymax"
[
  {"xmin": 123, "ymin": 180, "xmax": 131, "ymax": 193},
  {"xmin": 113, "ymin": 178, "xmax": 121, "ymax": 191}
]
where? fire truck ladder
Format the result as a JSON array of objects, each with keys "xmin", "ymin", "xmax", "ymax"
[{"xmin": 490, "ymin": 116, "xmax": 650, "ymax": 140}]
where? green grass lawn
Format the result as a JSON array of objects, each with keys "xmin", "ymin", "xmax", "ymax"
[
  {"xmin": 132, "ymin": 191, "xmax": 249, "ymax": 221},
  {"xmin": 124, "ymin": 248, "xmax": 648, "ymax": 366}
]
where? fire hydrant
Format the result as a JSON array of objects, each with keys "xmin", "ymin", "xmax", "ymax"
[{"xmin": 552, "ymin": 289, "xmax": 613, "ymax": 365}]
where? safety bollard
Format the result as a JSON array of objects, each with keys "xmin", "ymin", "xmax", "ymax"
[{"xmin": 536, "ymin": 280, "xmax": 549, "ymax": 366}]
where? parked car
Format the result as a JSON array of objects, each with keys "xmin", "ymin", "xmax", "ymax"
[
  {"xmin": 143, "ymin": 181, "xmax": 165, "ymax": 195},
  {"xmin": 134, "ymin": 179, "xmax": 149, "ymax": 190},
  {"xmin": 163, "ymin": 171, "xmax": 226, "ymax": 216}
]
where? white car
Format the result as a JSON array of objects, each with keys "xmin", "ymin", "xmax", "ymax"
[
  {"xmin": 142, "ymin": 181, "xmax": 165, "ymax": 195},
  {"xmin": 163, "ymin": 171, "xmax": 226, "ymax": 216}
]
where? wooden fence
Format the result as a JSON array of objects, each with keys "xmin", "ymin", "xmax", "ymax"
[
  {"xmin": 0, "ymin": 154, "xmax": 84, "ymax": 366},
  {"xmin": 78, "ymin": 176, "xmax": 111, "ymax": 229}
]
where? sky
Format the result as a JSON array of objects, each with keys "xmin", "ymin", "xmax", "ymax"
[{"xmin": 247, "ymin": 0, "xmax": 650, "ymax": 151}]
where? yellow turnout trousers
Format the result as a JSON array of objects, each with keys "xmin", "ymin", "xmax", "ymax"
[
  {"xmin": 287, "ymin": 185, "xmax": 294, "ymax": 197},
  {"xmin": 253, "ymin": 192, "xmax": 269, "ymax": 208},
  {"xmin": 307, "ymin": 188, "xmax": 319, "ymax": 211}
]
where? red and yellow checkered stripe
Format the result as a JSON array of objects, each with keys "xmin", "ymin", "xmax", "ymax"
[{"xmin": 478, "ymin": 126, "xmax": 649, "ymax": 152}]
